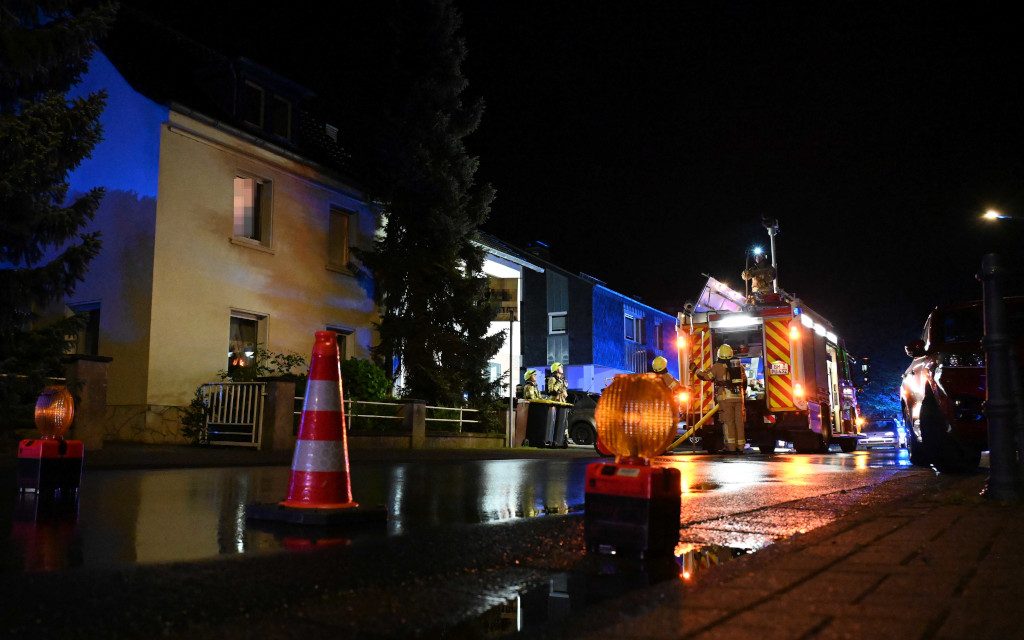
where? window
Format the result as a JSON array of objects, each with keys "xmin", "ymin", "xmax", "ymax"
[
  {"xmin": 327, "ymin": 326, "xmax": 352, "ymax": 362},
  {"xmin": 654, "ymin": 323, "xmax": 664, "ymax": 350},
  {"xmin": 228, "ymin": 311, "xmax": 266, "ymax": 376},
  {"xmin": 69, "ymin": 302, "xmax": 100, "ymax": 355},
  {"xmin": 242, "ymin": 81, "xmax": 264, "ymax": 127},
  {"xmin": 549, "ymin": 312, "xmax": 567, "ymax": 334},
  {"xmin": 268, "ymin": 95, "xmax": 291, "ymax": 139},
  {"xmin": 328, "ymin": 207, "xmax": 352, "ymax": 269},
  {"xmin": 624, "ymin": 314, "xmax": 645, "ymax": 343},
  {"xmin": 233, "ymin": 175, "xmax": 272, "ymax": 245},
  {"xmin": 488, "ymin": 362, "xmax": 502, "ymax": 383}
]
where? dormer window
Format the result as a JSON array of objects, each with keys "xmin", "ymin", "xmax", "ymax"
[
  {"xmin": 268, "ymin": 95, "xmax": 291, "ymax": 139},
  {"xmin": 242, "ymin": 81, "xmax": 264, "ymax": 127}
]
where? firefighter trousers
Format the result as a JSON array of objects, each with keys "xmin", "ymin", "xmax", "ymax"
[{"xmin": 720, "ymin": 398, "xmax": 745, "ymax": 452}]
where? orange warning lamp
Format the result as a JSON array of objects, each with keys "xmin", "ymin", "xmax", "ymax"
[
  {"xmin": 594, "ymin": 373, "xmax": 677, "ymax": 462},
  {"xmin": 676, "ymin": 335, "xmax": 687, "ymax": 350},
  {"xmin": 34, "ymin": 386, "xmax": 75, "ymax": 439},
  {"xmin": 677, "ymin": 390, "xmax": 691, "ymax": 406}
]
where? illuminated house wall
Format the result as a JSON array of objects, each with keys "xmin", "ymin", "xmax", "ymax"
[{"xmin": 65, "ymin": 49, "xmax": 377, "ymax": 443}]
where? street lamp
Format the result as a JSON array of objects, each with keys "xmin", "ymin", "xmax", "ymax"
[{"xmin": 982, "ymin": 209, "xmax": 1012, "ymax": 221}]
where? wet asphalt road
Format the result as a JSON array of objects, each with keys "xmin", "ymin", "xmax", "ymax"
[
  {"xmin": 0, "ymin": 447, "xmax": 913, "ymax": 572},
  {"xmin": 0, "ymin": 447, "xmax": 930, "ymax": 639}
]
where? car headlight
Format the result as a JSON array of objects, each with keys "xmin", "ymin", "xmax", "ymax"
[{"xmin": 938, "ymin": 352, "xmax": 985, "ymax": 368}]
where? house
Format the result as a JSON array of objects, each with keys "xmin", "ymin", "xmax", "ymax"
[
  {"xmin": 65, "ymin": 19, "xmax": 377, "ymax": 443},
  {"xmin": 481, "ymin": 240, "xmax": 680, "ymax": 394},
  {"xmin": 476, "ymin": 233, "xmax": 545, "ymax": 391}
]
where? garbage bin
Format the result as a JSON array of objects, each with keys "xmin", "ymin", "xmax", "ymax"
[{"xmin": 523, "ymin": 400, "xmax": 573, "ymax": 447}]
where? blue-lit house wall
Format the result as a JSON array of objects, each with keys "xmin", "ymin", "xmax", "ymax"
[
  {"xmin": 65, "ymin": 51, "xmax": 168, "ymax": 408},
  {"xmin": 592, "ymin": 285, "xmax": 678, "ymax": 378}
]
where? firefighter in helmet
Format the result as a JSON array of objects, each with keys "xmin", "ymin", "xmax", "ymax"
[
  {"xmin": 742, "ymin": 252, "xmax": 776, "ymax": 304},
  {"xmin": 523, "ymin": 369, "xmax": 542, "ymax": 400},
  {"xmin": 546, "ymin": 362, "xmax": 568, "ymax": 403},
  {"xmin": 692, "ymin": 344, "xmax": 747, "ymax": 453},
  {"xmin": 652, "ymin": 356, "xmax": 679, "ymax": 392}
]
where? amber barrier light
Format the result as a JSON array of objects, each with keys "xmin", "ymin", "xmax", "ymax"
[
  {"xmin": 594, "ymin": 373, "xmax": 677, "ymax": 461},
  {"xmin": 34, "ymin": 385, "xmax": 75, "ymax": 439}
]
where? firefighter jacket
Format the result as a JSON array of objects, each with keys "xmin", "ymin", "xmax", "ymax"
[
  {"xmin": 523, "ymin": 381, "xmax": 542, "ymax": 401},
  {"xmin": 742, "ymin": 263, "xmax": 776, "ymax": 294},
  {"xmin": 694, "ymin": 359, "xmax": 747, "ymax": 402},
  {"xmin": 546, "ymin": 373, "xmax": 568, "ymax": 403}
]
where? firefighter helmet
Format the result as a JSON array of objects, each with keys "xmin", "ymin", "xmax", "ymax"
[
  {"xmin": 652, "ymin": 356, "xmax": 668, "ymax": 372},
  {"xmin": 717, "ymin": 344, "xmax": 734, "ymax": 360},
  {"xmin": 550, "ymin": 362, "xmax": 562, "ymax": 373},
  {"xmin": 524, "ymin": 369, "xmax": 537, "ymax": 381}
]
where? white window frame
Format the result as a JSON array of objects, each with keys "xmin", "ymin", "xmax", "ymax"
[
  {"xmin": 228, "ymin": 310, "xmax": 268, "ymax": 374},
  {"xmin": 232, "ymin": 172, "xmax": 274, "ymax": 250},
  {"xmin": 548, "ymin": 311, "xmax": 567, "ymax": 335}
]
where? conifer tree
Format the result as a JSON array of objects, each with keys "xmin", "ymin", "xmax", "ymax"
[
  {"xmin": 0, "ymin": 1, "xmax": 115, "ymax": 425},
  {"xmin": 355, "ymin": 0, "xmax": 502, "ymax": 406}
]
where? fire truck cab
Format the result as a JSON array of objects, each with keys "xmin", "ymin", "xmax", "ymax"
[{"xmin": 679, "ymin": 278, "xmax": 862, "ymax": 454}]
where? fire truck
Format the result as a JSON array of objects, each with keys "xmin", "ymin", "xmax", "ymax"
[{"xmin": 677, "ymin": 277, "xmax": 863, "ymax": 454}]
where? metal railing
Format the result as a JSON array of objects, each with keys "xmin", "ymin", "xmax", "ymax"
[
  {"xmin": 293, "ymin": 398, "xmax": 405, "ymax": 433},
  {"xmin": 201, "ymin": 382, "xmax": 266, "ymax": 447},
  {"xmin": 425, "ymin": 405, "xmax": 479, "ymax": 432}
]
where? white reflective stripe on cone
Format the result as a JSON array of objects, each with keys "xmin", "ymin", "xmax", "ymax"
[
  {"xmin": 292, "ymin": 439, "xmax": 346, "ymax": 473},
  {"xmin": 302, "ymin": 379, "xmax": 342, "ymax": 412}
]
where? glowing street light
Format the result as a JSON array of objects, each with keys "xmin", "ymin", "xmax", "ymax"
[{"xmin": 983, "ymin": 209, "xmax": 1012, "ymax": 221}]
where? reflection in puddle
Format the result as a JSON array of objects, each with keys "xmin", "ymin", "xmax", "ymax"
[{"xmin": 447, "ymin": 544, "xmax": 752, "ymax": 636}]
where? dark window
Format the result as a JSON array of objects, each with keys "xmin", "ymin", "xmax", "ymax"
[
  {"xmin": 654, "ymin": 323, "xmax": 663, "ymax": 350},
  {"xmin": 242, "ymin": 82, "xmax": 264, "ymax": 127},
  {"xmin": 328, "ymin": 327, "xmax": 352, "ymax": 361},
  {"xmin": 268, "ymin": 95, "xmax": 291, "ymax": 139},
  {"xmin": 70, "ymin": 303, "xmax": 100, "ymax": 355},
  {"xmin": 328, "ymin": 208, "xmax": 351, "ymax": 268}
]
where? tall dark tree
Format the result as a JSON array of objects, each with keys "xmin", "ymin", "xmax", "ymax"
[
  {"xmin": 0, "ymin": 1, "xmax": 115, "ymax": 425},
  {"xmin": 353, "ymin": 0, "xmax": 502, "ymax": 406}
]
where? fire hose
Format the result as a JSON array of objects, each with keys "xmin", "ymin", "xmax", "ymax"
[{"xmin": 665, "ymin": 403, "xmax": 720, "ymax": 452}]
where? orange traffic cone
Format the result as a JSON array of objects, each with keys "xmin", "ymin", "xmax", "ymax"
[{"xmin": 246, "ymin": 332, "xmax": 386, "ymax": 526}]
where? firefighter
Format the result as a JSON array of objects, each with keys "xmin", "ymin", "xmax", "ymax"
[
  {"xmin": 742, "ymin": 252, "xmax": 776, "ymax": 303},
  {"xmin": 546, "ymin": 362, "xmax": 568, "ymax": 403},
  {"xmin": 652, "ymin": 356, "xmax": 679, "ymax": 392},
  {"xmin": 692, "ymin": 344, "xmax": 747, "ymax": 453},
  {"xmin": 523, "ymin": 369, "xmax": 542, "ymax": 400}
]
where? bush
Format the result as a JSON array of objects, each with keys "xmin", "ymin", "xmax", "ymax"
[
  {"xmin": 340, "ymin": 358, "xmax": 391, "ymax": 401},
  {"xmin": 218, "ymin": 346, "xmax": 308, "ymax": 382},
  {"xmin": 180, "ymin": 386, "xmax": 208, "ymax": 445}
]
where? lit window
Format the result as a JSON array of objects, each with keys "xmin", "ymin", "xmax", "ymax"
[
  {"xmin": 233, "ymin": 176, "xmax": 272, "ymax": 245},
  {"xmin": 549, "ymin": 312, "xmax": 567, "ymax": 334},
  {"xmin": 228, "ymin": 312, "xmax": 265, "ymax": 376},
  {"xmin": 328, "ymin": 208, "xmax": 352, "ymax": 269}
]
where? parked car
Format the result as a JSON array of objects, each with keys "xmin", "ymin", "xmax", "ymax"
[
  {"xmin": 856, "ymin": 418, "xmax": 906, "ymax": 450},
  {"xmin": 900, "ymin": 297, "xmax": 1024, "ymax": 472},
  {"xmin": 565, "ymin": 390, "xmax": 600, "ymax": 445}
]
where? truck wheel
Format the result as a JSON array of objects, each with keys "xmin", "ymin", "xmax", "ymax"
[
  {"xmin": 702, "ymin": 431, "xmax": 723, "ymax": 454},
  {"xmin": 569, "ymin": 422, "xmax": 596, "ymax": 446},
  {"xmin": 793, "ymin": 433, "xmax": 824, "ymax": 454},
  {"xmin": 837, "ymin": 438, "xmax": 857, "ymax": 454},
  {"xmin": 757, "ymin": 433, "xmax": 776, "ymax": 454}
]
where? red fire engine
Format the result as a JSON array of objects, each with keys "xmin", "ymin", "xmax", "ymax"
[{"xmin": 677, "ymin": 277, "xmax": 862, "ymax": 454}]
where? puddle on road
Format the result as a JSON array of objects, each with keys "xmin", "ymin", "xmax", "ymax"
[{"xmin": 441, "ymin": 543, "xmax": 752, "ymax": 637}]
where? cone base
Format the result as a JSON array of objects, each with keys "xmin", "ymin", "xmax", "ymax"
[{"xmin": 245, "ymin": 502, "xmax": 387, "ymax": 526}]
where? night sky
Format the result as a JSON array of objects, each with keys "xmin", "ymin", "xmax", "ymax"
[{"xmin": 127, "ymin": 1, "xmax": 1023, "ymax": 382}]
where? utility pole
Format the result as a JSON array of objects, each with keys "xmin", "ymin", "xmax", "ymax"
[{"xmin": 979, "ymin": 253, "xmax": 1021, "ymax": 500}]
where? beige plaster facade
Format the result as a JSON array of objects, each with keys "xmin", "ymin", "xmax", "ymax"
[{"xmin": 70, "ymin": 109, "xmax": 378, "ymax": 443}]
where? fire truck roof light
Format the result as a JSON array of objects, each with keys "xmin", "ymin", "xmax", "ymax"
[
  {"xmin": 800, "ymin": 314, "xmax": 814, "ymax": 328},
  {"xmin": 814, "ymin": 323, "xmax": 827, "ymax": 336},
  {"xmin": 826, "ymin": 331, "xmax": 838, "ymax": 344},
  {"xmin": 712, "ymin": 314, "xmax": 761, "ymax": 329}
]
